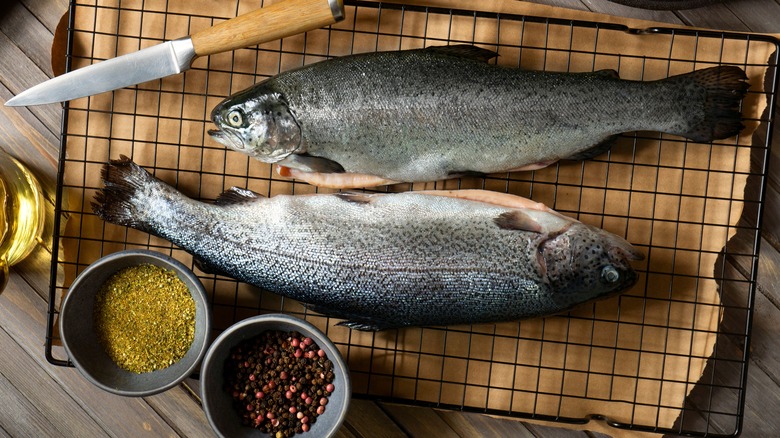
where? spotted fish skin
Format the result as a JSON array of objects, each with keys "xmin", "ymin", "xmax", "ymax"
[
  {"xmin": 93, "ymin": 157, "xmax": 643, "ymax": 330},
  {"xmin": 209, "ymin": 45, "xmax": 748, "ymax": 185}
]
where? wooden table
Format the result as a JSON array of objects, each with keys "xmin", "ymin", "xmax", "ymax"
[{"xmin": 1, "ymin": 0, "xmax": 778, "ymax": 436}]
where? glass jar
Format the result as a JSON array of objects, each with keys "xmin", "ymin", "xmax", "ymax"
[{"xmin": 0, "ymin": 151, "xmax": 45, "ymax": 292}]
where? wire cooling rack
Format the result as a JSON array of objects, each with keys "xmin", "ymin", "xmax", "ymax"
[{"xmin": 45, "ymin": 0, "xmax": 779, "ymax": 436}]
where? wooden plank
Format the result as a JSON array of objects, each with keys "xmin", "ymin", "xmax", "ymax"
[
  {"xmin": 0, "ymin": 31, "xmax": 63, "ymax": 138},
  {"xmin": 740, "ymin": 362, "xmax": 780, "ymax": 437},
  {"xmin": 673, "ymin": 3, "xmax": 749, "ymax": 31},
  {"xmin": 343, "ymin": 399, "xmax": 408, "ymax": 438},
  {"xmin": 722, "ymin": 236, "xmax": 780, "ymax": 384},
  {"xmin": 524, "ymin": 421, "xmax": 607, "ymax": 437},
  {"xmin": 680, "ymin": 0, "xmax": 780, "ymax": 33},
  {"xmin": 379, "ymin": 402, "xmax": 462, "ymax": 437},
  {"xmin": 0, "ymin": 274, "xmax": 185, "ymax": 436},
  {"xmin": 334, "ymin": 424, "xmax": 361, "ymax": 438},
  {"xmin": 1, "ymin": 1, "xmax": 56, "ymax": 76},
  {"xmin": 20, "ymin": 0, "xmax": 70, "ymax": 34},
  {"xmin": 569, "ymin": 0, "xmax": 683, "ymax": 25},
  {"xmin": 0, "ymin": 372, "xmax": 62, "ymax": 437},
  {"xmin": 523, "ymin": 0, "xmax": 592, "ymax": 13},
  {"xmin": 0, "ymin": 326, "xmax": 107, "ymax": 436},
  {"xmin": 700, "ymin": 334, "xmax": 780, "ymax": 437},
  {"xmin": 144, "ymin": 389, "xmax": 213, "ymax": 438},
  {"xmin": 436, "ymin": 410, "xmax": 538, "ymax": 437}
]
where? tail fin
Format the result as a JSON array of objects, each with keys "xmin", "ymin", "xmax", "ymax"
[
  {"xmin": 92, "ymin": 155, "xmax": 160, "ymax": 230},
  {"xmin": 677, "ymin": 66, "xmax": 749, "ymax": 142}
]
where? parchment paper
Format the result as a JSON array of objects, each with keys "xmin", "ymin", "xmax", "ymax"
[{"xmin": 54, "ymin": 0, "xmax": 773, "ymax": 435}]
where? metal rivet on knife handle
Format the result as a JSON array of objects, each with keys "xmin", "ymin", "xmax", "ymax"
[{"xmin": 190, "ymin": 0, "xmax": 346, "ymax": 57}]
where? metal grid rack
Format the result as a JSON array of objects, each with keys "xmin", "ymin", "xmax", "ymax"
[{"xmin": 45, "ymin": 1, "xmax": 779, "ymax": 436}]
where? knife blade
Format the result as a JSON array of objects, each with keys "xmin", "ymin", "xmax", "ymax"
[{"xmin": 6, "ymin": 0, "xmax": 344, "ymax": 107}]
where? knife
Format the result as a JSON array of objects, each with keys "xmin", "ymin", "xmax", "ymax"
[{"xmin": 6, "ymin": 0, "xmax": 345, "ymax": 106}]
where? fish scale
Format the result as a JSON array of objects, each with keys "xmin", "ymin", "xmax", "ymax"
[{"xmin": 94, "ymin": 157, "xmax": 643, "ymax": 330}]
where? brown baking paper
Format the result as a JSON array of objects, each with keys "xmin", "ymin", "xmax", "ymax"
[{"xmin": 54, "ymin": 0, "xmax": 773, "ymax": 435}]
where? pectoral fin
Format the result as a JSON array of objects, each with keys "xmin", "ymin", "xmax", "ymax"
[
  {"xmin": 494, "ymin": 211, "xmax": 544, "ymax": 233},
  {"xmin": 277, "ymin": 154, "xmax": 345, "ymax": 173}
]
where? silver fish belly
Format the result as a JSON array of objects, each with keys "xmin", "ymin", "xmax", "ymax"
[
  {"xmin": 93, "ymin": 157, "xmax": 644, "ymax": 330},
  {"xmin": 208, "ymin": 45, "xmax": 748, "ymax": 187}
]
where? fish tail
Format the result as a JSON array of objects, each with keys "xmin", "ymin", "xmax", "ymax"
[
  {"xmin": 92, "ymin": 155, "xmax": 162, "ymax": 231},
  {"xmin": 676, "ymin": 66, "xmax": 749, "ymax": 142}
]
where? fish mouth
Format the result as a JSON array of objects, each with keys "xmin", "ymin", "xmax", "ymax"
[{"xmin": 208, "ymin": 128, "xmax": 245, "ymax": 151}]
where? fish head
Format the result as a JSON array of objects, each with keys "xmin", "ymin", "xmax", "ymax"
[
  {"xmin": 208, "ymin": 89, "xmax": 301, "ymax": 163},
  {"xmin": 541, "ymin": 222, "xmax": 644, "ymax": 306}
]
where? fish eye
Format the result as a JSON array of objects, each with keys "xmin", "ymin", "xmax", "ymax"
[
  {"xmin": 226, "ymin": 110, "xmax": 244, "ymax": 127},
  {"xmin": 601, "ymin": 265, "xmax": 620, "ymax": 284}
]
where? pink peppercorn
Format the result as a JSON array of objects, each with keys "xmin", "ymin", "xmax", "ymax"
[
  {"xmin": 248, "ymin": 374, "xmax": 255, "ymax": 381},
  {"xmin": 289, "ymin": 385, "xmax": 297, "ymax": 393},
  {"xmin": 291, "ymin": 337, "xmax": 300, "ymax": 347},
  {"xmin": 280, "ymin": 371, "xmax": 288, "ymax": 380},
  {"xmin": 317, "ymin": 349, "xmax": 326, "ymax": 358},
  {"xmin": 305, "ymin": 397, "xmax": 313, "ymax": 405},
  {"xmin": 255, "ymin": 391, "xmax": 264, "ymax": 399},
  {"xmin": 303, "ymin": 337, "xmax": 313, "ymax": 346},
  {"xmin": 317, "ymin": 406, "xmax": 325, "ymax": 415},
  {"xmin": 320, "ymin": 397, "xmax": 328, "ymax": 406},
  {"xmin": 296, "ymin": 411, "xmax": 304, "ymax": 419},
  {"xmin": 326, "ymin": 383, "xmax": 335, "ymax": 392},
  {"xmin": 285, "ymin": 390, "xmax": 293, "ymax": 399},
  {"xmin": 289, "ymin": 406, "xmax": 297, "ymax": 414},
  {"xmin": 302, "ymin": 424, "xmax": 310, "ymax": 432},
  {"xmin": 301, "ymin": 416, "xmax": 309, "ymax": 424}
]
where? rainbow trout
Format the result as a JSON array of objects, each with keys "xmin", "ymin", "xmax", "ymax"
[
  {"xmin": 93, "ymin": 157, "xmax": 644, "ymax": 330},
  {"xmin": 208, "ymin": 45, "xmax": 749, "ymax": 188}
]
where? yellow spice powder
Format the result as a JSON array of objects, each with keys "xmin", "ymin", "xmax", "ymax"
[{"xmin": 94, "ymin": 264, "xmax": 196, "ymax": 373}]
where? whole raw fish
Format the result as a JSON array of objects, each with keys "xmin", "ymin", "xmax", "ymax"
[
  {"xmin": 208, "ymin": 45, "xmax": 749, "ymax": 188},
  {"xmin": 93, "ymin": 157, "xmax": 644, "ymax": 330}
]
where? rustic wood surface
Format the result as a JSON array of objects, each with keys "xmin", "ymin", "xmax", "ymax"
[{"xmin": 1, "ymin": 0, "xmax": 778, "ymax": 436}]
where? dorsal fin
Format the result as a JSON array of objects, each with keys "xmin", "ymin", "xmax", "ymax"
[
  {"xmin": 214, "ymin": 187, "xmax": 264, "ymax": 206},
  {"xmin": 494, "ymin": 210, "xmax": 543, "ymax": 233},
  {"xmin": 425, "ymin": 44, "xmax": 498, "ymax": 63}
]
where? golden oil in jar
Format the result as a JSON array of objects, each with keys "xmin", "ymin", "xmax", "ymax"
[{"xmin": 0, "ymin": 152, "xmax": 45, "ymax": 292}]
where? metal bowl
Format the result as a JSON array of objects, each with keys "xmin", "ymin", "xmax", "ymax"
[
  {"xmin": 200, "ymin": 314, "xmax": 351, "ymax": 438},
  {"xmin": 59, "ymin": 249, "xmax": 211, "ymax": 397}
]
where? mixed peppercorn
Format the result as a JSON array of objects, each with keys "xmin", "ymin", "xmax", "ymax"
[{"xmin": 225, "ymin": 330, "xmax": 336, "ymax": 436}]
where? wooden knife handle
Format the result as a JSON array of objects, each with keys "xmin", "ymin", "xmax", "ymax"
[{"xmin": 191, "ymin": 0, "xmax": 344, "ymax": 57}]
